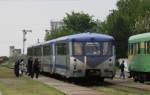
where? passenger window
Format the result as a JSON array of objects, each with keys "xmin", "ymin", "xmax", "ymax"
[
  {"xmin": 35, "ymin": 46, "xmax": 42, "ymax": 56},
  {"xmin": 144, "ymin": 42, "xmax": 147, "ymax": 54},
  {"xmin": 56, "ymin": 43, "xmax": 67, "ymax": 55},
  {"xmin": 43, "ymin": 45, "xmax": 52, "ymax": 56},
  {"xmin": 133, "ymin": 43, "xmax": 137, "ymax": 55},
  {"xmin": 130, "ymin": 43, "xmax": 140, "ymax": 55},
  {"xmin": 138, "ymin": 43, "xmax": 140, "ymax": 54},
  {"xmin": 131, "ymin": 44, "xmax": 133, "ymax": 55},
  {"xmin": 147, "ymin": 41, "xmax": 150, "ymax": 54},
  {"xmin": 73, "ymin": 42, "xmax": 83, "ymax": 55},
  {"xmin": 128, "ymin": 44, "xmax": 131, "ymax": 55},
  {"xmin": 27, "ymin": 48, "xmax": 32, "ymax": 56}
]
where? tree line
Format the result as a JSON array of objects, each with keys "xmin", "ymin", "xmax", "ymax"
[{"xmin": 45, "ymin": 0, "xmax": 150, "ymax": 58}]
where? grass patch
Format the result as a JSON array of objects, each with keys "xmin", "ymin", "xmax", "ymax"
[{"xmin": 0, "ymin": 66, "xmax": 66, "ymax": 95}]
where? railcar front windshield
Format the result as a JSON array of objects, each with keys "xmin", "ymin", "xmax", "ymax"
[
  {"xmin": 85, "ymin": 42, "xmax": 101, "ymax": 55},
  {"xmin": 73, "ymin": 42, "xmax": 113, "ymax": 56}
]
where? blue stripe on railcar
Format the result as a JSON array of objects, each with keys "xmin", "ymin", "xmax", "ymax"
[
  {"xmin": 73, "ymin": 55, "xmax": 111, "ymax": 68},
  {"xmin": 86, "ymin": 56, "xmax": 111, "ymax": 68}
]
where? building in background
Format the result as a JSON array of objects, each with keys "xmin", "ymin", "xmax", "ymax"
[
  {"xmin": 9, "ymin": 46, "xmax": 15, "ymax": 57},
  {"xmin": 50, "ymin": 20, "xmax": 64, "ymax": 33},
  {"xmin": 44, "ymin": 20, "xmax": 64, "ymax": 41},
  {"xmin": 9, "ymin": 46, "xmax": 21, "ymax": 57}
]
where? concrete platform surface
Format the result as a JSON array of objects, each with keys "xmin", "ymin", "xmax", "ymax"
[{"xmin": 35, "ymin": 76, "xmax": 109, "ymax": 95}]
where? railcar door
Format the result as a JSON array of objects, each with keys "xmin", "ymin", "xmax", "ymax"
[
  {"xmin": 42, "ymin": 44, "xmax": 52, "ymax": 73},
  {"xmin": 55, "ymin": 43, "xmax": 69, "ymax": 76},
  {"xmin": 71, "ymin": 42, "xmax": 85, "ymax": 77}
]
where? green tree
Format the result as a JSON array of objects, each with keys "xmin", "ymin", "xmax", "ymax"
[
  {"xmin": 63, "ymin": 12, "xmax": 96, "ymax": 33},
  {"xmin": 103, "ymin": 0, "xmax": 150, "ymax": 58},
  {"xmin": 45, "ymin": 12, "xmax": 97, "ymax": 41},
  {"xmin": 44, "ymin": 30, "xmax": 50, "ymax": 41},
  {"xmin": 45, "ymin": 26, "xmax": 75, "ymax": 41},
  {"xmin": 134, "ymin": 11, "xmax": 150, "ymax": 33},
  {"xmin": 107, "ymin": 11, "xmax": 130, "ymax": 58},
  {"xmin": 93, "ymin": 20, "xmax": 110, "ymax": 34}
]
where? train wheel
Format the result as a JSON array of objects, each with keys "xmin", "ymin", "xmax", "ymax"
[
  {"xmin": 133, "ymin": 76, "xmax": 138, "ymax": 82},
  {"xmin": 139, "ymin": 75, "xmax": 145, "ymax": 83},
  {"xmin": 95, "ymin": 78, "xmax": 104, "ymax": 85},
  {"xmin": 139, "ymin": 79, "xmax": 144, "ymax": 83},
  {"xmin": 99, "ymin": 78, "xmax": 104, "ymax": 82}
]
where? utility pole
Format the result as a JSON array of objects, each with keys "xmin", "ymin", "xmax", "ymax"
[
  {"xmin": 37, "ymin": 38, "xmax": 40, "ymax": 43},
  {"xmin": 22, "ymin": 29, "xmax": 32, "ymax": 55}
]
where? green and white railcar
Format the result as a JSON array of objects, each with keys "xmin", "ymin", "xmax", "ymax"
[{"xmin": 128, "ymin": 32, "xmax": 150, "ymax": 83}]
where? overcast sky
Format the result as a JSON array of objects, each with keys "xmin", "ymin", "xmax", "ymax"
[{"xmin": 0, "ymin": 0, "xmax": 117, "ymax": 56}]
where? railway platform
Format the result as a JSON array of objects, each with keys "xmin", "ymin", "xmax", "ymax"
[{"xmin": 35, "ymin": 76, "xmax": 109, "ymax": 95}]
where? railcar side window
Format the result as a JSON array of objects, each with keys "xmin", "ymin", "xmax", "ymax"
[
  {"xmin": 56, "ymin": 43, "xmax": 67, "ymax": 55},
  {"xmin": 43, "ymin": 45, "xmax": 51, "ymax": 56},
  {"xmin": 129, "ymin": 43, "xmax": 140, "ymax": 55},
  {"xmin": 133, "ymin": 43, "xmax": 137, "ymax": 55},
  {"xmin": 34, "ymin": 47, "xmax": 37, "ymax": 56},
  {"xmin": 34, "ymin": 46, "xmax": 42, "ymax": 56},
  {"xmin": 130, "ymin": 43, "xmax": 134, "ymax": 55},
  {"xmin": 128, "ymin": 43, "xmax": 131, "ymax": 55},
  {"xmin": 73, "ymin": 42, "xmax": 83, "ymax": 55},
  {"xmin": 33, "ymin": 47, "xmax": 35, "ymax": 56},
  {"xmin": 138, "ymin": 43, "xmax": 140, "ymax": 54},
  {"xmin": 146, "ymin": 41, "xmax": 150, "ymax": 54},
  {"xmin": 144, "ymin": 42, "xmax": 147, "ymax": 54},
  {"xmin": 27, "ymin": 48, "xmax": 32, "ymax": 56}
]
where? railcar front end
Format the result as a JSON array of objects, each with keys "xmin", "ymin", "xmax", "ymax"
[{"xmin": 68, "ymin": 41, "xmax": 115, "ymax": 80}]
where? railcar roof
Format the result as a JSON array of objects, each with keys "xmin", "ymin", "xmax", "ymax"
[
  {"xmin": 29, "ymin": 32, "xmax": 114, "ymax": 47},
  {"xmin": 51, "ymin": 32, "xmax": 114, "ymax": 42},
  {"xmin": 28, "ymin": 42, "xmax": 43, "ymax": 48},
  {"xmin": 129, "ymin": 32, "xmax": 150, "ymax": 43}
]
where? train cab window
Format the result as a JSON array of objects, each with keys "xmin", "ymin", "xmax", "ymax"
[
  {"xmin": 85, "ymin": 42, "xmax": 101, "ymax": 56},
  {"xmin": 56, "ymin": 43, "xmax": 67, "ymax": 55},
  {"xmin": 102, "ymin": 42, "xmax": 112, "ymax": 56},
  {"xmin": 43, "ymin": 44, "xmax": 52, "ymax": 56},
  {"xmin": 73, "ymin": 42, "xmax": 83, "ymax": 55}
]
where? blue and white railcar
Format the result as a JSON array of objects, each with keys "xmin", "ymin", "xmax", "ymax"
[{"xmin": 27, "ymin": 32, "xmax": 115, "ymax": 79}]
